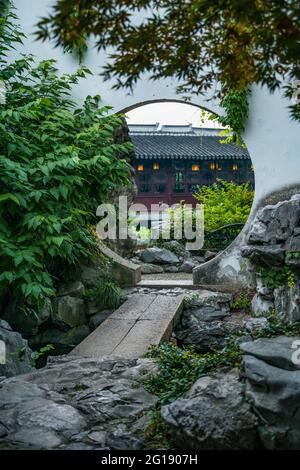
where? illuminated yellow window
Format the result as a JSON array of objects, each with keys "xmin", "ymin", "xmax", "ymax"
[
  {"xmin": 192, "ymin": 164, "xmax": 200, "ymax": 172},
  {"xmin": 217, "ymin": 163, "xmax": 222, "ymax": 171},
  {"xmin": 153, "ymin": 162, "xmax": 160, "ymax": 171},
  {"xmin": 232, "ymin": 163, "xmax": 238, "ymax": 171},
  {"xmin": 210, "ymin": 162, "xmax": 216, "ymax": 170},
  {"xmin": 137, "ymin": 164, "xmax": 144, "ymax": 172}
]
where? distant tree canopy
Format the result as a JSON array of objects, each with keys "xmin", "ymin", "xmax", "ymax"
[{"xmin": 36, "ymin": 1, "xmax": 300, "ymax": 110}]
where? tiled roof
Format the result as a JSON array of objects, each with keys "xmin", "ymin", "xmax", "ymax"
[{"xmin": 129, "ymin": 129, "xmax": 250, "ymax": 161}]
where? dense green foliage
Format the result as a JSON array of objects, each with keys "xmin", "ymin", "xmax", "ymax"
[
  {"xmin": 153, "ymin": 181, "xmax": 253, "ymax": 248},
  {"xmin": 36, "ymin": 1, "xmax": 300, "ymax": 122},
  {"xmin": 145, "ymin": 340, "xmax": 241, "ymax": 405},
  {"xmin": 193, "ymin": 180, "xmax": 254, "ymax": 232},
  {"xmin": 217, "ymin": 87, "xmax": 250, "ymax": 145},
  {"xmin": 0, "ymin": 10, "xmax": 132, "ymax": 308},
  {"xmin": 144, "ymin": 311, "xmax": 300, "ymax": 405},
  {"xmin": 259, "ymin": 266, "xmax": 296, "ymax": 290},
  {"xmin": 91, "ymin": 276, "xmax": 122, "ymax": 310}
]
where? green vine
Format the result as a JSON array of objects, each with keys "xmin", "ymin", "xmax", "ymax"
[{"xmin": 217, "ymin": 87, "xmax": 250, "ymax": 146}]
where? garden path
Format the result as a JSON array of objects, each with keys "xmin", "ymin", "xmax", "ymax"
[{"xmin": 70, "ymin": 293, "xmax": 184, "ymax": 359}]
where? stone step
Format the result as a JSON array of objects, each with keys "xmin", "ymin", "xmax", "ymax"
[
  {"xmin": 70, "ymin": 293, "xmax": 184, "ymax": 359},
  {"xmin": 137, "ymin": 279, "xmax": 198, "ymax": 289}
]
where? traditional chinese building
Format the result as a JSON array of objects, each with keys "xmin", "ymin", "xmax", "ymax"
[{"xmin": 129, "ymin": 124, "xmax": 254, "ymax": 208}]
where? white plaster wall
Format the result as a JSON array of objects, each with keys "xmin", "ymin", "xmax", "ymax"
[
  {"xmin": 11, "ymin": 0, "xmax": 300, "ymax": 206},
  {"xmin": 244, "ymin": 85, "xmax": 300, "ymax": 206}
]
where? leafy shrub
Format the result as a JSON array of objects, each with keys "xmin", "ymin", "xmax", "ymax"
[
  {"xmin": 193, "ymin": 180, "xmax": 254, "ymax": 232},
  {"xmin": 0, "ymin": 10, "xmax": 132, "ymax": 308},
  {"xmin": 144, "ymin": 341, "xmax": 241, "ymax": 405},
  {"xmin": 92, "ymin": 276, "xmax": 122, "ymax": 310},
  {"xmin": 144, "ymin": 312, "xmax": 300, "ymax": 405},
  {"xmin": 259, "ymin": 266, "xmax": 296, "ymax": 290},
  {"xmin": 152, "ymin": 181, "xmax": 253, "ymax": 249},
  {"xmin": 30, "ymin": 344, "xmax": 55, "ymax": 367},
  {"xmin": 231, "ymin": 291, "xmax": 252, "ymax": 312}
]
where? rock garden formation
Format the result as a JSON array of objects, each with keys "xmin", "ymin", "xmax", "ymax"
[
  {"xmin": 1, "ymin": 194, "xmax": 300, "ymax": 450},
  {"xmin": 242, "ymin": 194, "xmax": 300, "ymax": 320},
  {"xmin": 129, "ymin": 241, "xmax": 217, "ymax": 274}
]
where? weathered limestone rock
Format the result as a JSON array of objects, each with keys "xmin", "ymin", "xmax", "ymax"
[
  {"xmin": 242, "ymin": 337, "xmax": 300, "ymax": 449},
  {"xmin": 140, "ymin": 247, "xmax": 179, "ymax": 265},
  {"xmin": 176, "ymin": 287, "xmax": 254, "ymax": 352},
  {"xmin": 130, "ymin": 257, "xmax": 142, "ymax": 265},
  {"xmin": 181, "ymin": 306, "xmax": 230, "ymax": 323},
  {"xmin": 242, "ymin": 195, "xmax": 300, "ymax": 323},
  {"xmin": 2, "ymin": 302, "xmax": 51, "ymax": 337},
  {"xmin": 164, "ymin": 266, "xmax": 179, "ymax": 273},
  {"xmin": 241, "ymin": 245, "xmax": 285, "ymax": 267},
  {"xmin": 256, "ymin": 275, "xmax": 273, "ymax": 299},
  {"xmin": 192, "ymin": 255, "xmax": 205, "ymax": 264},
  {"xmin": 243, "ymin": 317, "xmax": 269, "ymax": 333},
  {"xmin": 85, "ymin": 300, "xmax": 98, "ymax": 317},
  {"xmin": 161, "ymin": 368, "xmax": 258, "ymax": 450},
  {"xmin": 52, "ymin": 296, "xmax": 86, "ymax": 329},
  {"xmin": 241, "ymin": 336, "xmax": 300, "ymax": 371},
  {"xmin": 140, "ymin": 263, "xmax": 164, "ymax": 274},
  {"xmin": 274, "ymin": 285, "xmax": 300, "ymax": 321},
  {"xmin": 176, "ymin": 290, "xmax": 235, "ymax": 352},
  {"xmin": 204, "ymin": 250, "xmax": 217, "ymax": 261},
  {"xmin": 251, "ymin": 293, "xmax": 274, "ymax": 317},
  {"xmin": 179, "ymin": 258, "xmax": 198, "ymax": 273},
  {"xmin": 194, "ymin": 243, "xmax": 252, "ymax": 288},
  {"xmin": 162, "ymin": 240, "xmax": 187, "ymax": 257},
  {"xmin": 0, "ymin": 380, "xmax": 87, "ymax": 449},
  {"xmin": 286, "ymin": 232, "xmax": 300, "ymax": 253},
  {"xmin": 0, "ymin": 320, "xmax": 33, "ymax": 377},
  {"xmin": 248, "ymin": 195, "xmax": 300, "ymax": 244},
  {"xmin": 0, "ymin": 356, "xmax": 158, "ymax": 450},
  {"xmin": 176, "ymin": 317, "xmax": 242, "ymax": 353},
  {"xmin": 80, "ymin": 263, "xmax": 104, "ymax": 287},
  {"xmin": 58, "ymin": 281, "xmax": 85, "ymax": 298},
  {"xmin": 184, "ymin": 289, "xmax": 233, "ymax": 310}
]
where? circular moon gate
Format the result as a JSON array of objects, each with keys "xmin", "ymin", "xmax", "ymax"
[{"xmin": 13, "ymin": 0, "xmax": 300, "ymax": 286}]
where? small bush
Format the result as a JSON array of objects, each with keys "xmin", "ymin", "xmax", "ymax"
[
  {"xmin": 143, "ymin": 409, "xmax": 170, "ymax": 450},
  {"xmin": 231, "ymin": 291, "xmax": 252, "ymax": 312},
  {"xmin": 193, "ymin": 180, "xmax": 254, "ymax": 231},
  {"xmin": 93, "ymin": 277, "xmax": 122, "ymax": 310},
  {"xmin": 259, "ymin": 266, "xmax": 296, "ymax": 290}
]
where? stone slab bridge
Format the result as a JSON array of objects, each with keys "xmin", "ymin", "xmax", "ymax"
[{"xmin": 13, "ymin": 0, "xmax": 300, "ymax": 357}]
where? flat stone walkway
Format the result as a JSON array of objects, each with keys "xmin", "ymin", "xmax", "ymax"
[
  {"xmin": 137, "ymin": 279, "xmax": 198, "ymax": 289},
  {"xmin": 142, "ymin": 272, "xmax": 192, "ymax": 280},
  {"xmin": 70, "ymin": 293, "xmax": 184, "ymax": 359}
]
